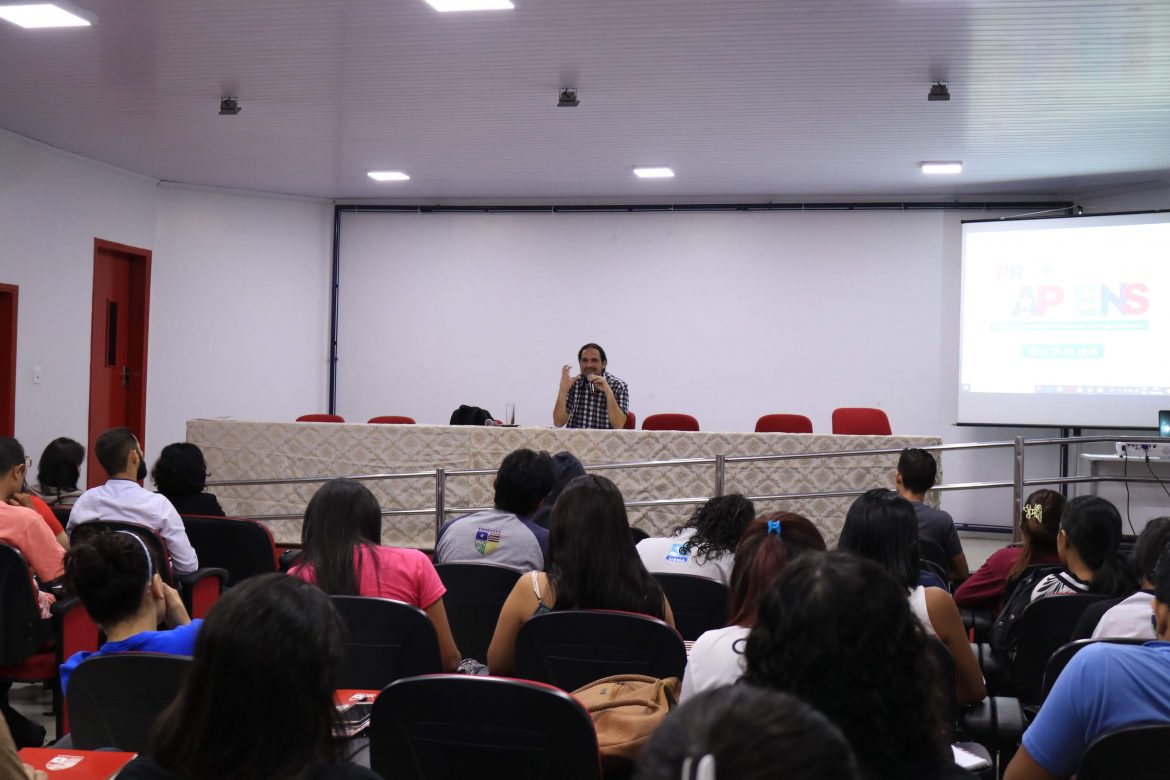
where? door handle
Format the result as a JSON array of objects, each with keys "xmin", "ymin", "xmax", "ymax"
[{"xmin": 121, "ymin": 365, "xmax": 130, "ymax": 388}]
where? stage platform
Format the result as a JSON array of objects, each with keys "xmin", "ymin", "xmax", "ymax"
[{"xmin": 188, "ymin": 419, "xmax": 940, "ymax": 548}]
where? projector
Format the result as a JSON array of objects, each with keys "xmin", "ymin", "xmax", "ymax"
[{"xmin": 1115, "ymin": 442, "xmax": 1170, "ymax": 458}]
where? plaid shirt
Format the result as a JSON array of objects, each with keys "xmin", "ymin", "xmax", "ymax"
[{"xmin": 566, "ymin": 372, "xmax": 629, "ymax": 429}]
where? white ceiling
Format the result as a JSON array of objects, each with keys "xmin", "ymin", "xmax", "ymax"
[{"xmin": 1, "ymin": 0, "xmax": 1168, "ymax": 201}]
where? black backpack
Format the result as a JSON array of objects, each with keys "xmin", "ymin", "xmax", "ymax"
[
  {"xmin": 988, "ymin": 565, "xmax": 1061, "ymax": 671},
  {"xmin": 449, "ymin": 405, "xmax": 494, "ymax": 425}
]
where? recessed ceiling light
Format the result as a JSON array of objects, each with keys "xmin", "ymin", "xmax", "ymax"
[
  {"xmin": 424, "ymin": 0, "xmax": 514, "ymax": 11},
  {"xmin": 920, "ymin": 162, "xmax": 963, "ymax": 175},
  {"xmin": 368, "ymin": 171, "xmax": 411, "ymax": 182},
  {"xmin": 633, "ymin": 167, "xmax": 675, "ymax": 179},
  {"xmin": 0, "ymin": 3, "xmax": 90, "ymax": 28}
]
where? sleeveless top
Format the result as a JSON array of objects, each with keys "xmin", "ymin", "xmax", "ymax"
[
  {"xmin": 908, "ymin": 585, "xmax": 939, "ymax": 637},
  {"xmin": 530, "ymin": 571, "xmax": 553, "ymax": 616}
]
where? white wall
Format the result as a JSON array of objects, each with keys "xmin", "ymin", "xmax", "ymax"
[
  {"xmin": 0, "ymin": 130, "xmax": 332, "ymax": 482},
  {"xmin": 335, "ymin": 209, "xmax": 1068, "ymax": 527},
  {"xmin": 148, "ymin": 186, "xmax": 333, "ymax": 451},
  {"xmin": 0, "ymin": 131, "xmax": 156, "ymax": 483}
]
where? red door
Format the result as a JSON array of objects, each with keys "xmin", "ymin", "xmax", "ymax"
[
  {"xmin": 0, "ymin": 284, "xmax": 16, "ymax": 438},
  {"xmin": 88, "ymin": 240, "xmax": 151, "ymax": 486}
]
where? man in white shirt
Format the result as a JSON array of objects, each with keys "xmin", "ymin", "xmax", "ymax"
[{"xmin": 67, "ymin": 427, "xmax": 199, "ymax": 575}]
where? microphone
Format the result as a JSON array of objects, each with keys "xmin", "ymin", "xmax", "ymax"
[{"xmin": 586, "ymin": 373, "xmax": 597, "ymax": 394}]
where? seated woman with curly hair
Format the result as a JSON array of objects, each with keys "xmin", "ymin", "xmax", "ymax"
[
  {"xmin": 150, "ymin": 442, "xmax": 225, "ymax": 517},
  {"xmin": 744, "ymin": 552, "xmax": 971, "ymax": 780},
  {"xmin": 680, "ymin": 512, "xmax": 826, "ymax": 700},
  {"xmin": 635, "ymin": 494, "xmax": 754, "ymax": 585}
]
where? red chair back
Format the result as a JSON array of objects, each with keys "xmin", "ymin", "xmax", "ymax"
[
  {"xmin": 296, "ymin": 413, "xmax": 345, "ymax": 423},
  {"xmin": 642, "ymin": 413, "xmax": 700, "ymax": 432},
  {"xmin": 755, "ymin": 414, "xmax": 813, "ymax": 433},
  {"xmin": 623, "ymin": 411, "xmax": 636, "ymax": 430},
  {"xmin": 368, "ymin": 415, "xmax": 416, "ymax": 425},
  {"xmin": 831, "ymin": 407, "xmax": 891, "ymax": 435}
]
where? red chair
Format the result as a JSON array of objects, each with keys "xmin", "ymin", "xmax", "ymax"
[
  {"xmin": 831, "ymin": 407, "xmax": 892, "ymax": 435},
  {"xmin": 296, "ymin": 413, "xmax": 345, "ymax": 423},
  {"xmin": 755, "ymin": 414, "xmax": 813, "ymax": 433},
  {"xmin": 368, "ymin": 415, "xmax": 416, "ymax": 425},
  {"xmin": 623, "ymin": 411, "xmax": 636, "ymax": 430},
  {"xmin": 0, "ymin": 544, "xmax": 100, "ymax": 736},
  {"xmin": 642, "ymin": 413, "xmax": 700, "ymax": 432}
]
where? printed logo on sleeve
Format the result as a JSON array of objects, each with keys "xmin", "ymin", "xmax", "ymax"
[
  {"xmin": 474, "ymin": 527, "xmax": 501, "ymax": 555},
  {"xmin": 665, "ymin": 543, "xmax": 689, "ymax": 564}
]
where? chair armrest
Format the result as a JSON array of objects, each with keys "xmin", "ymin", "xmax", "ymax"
[
  {"xmin": 279, "ymin": 549, "xmax": 302, "ymax": 572},
  {"xmin": 177, "ymin": 567, "xmax": 229, "ymax": 619},
  {"xmin": 960, "ymin": 607, "xmax": 994, "ymax": 643}
]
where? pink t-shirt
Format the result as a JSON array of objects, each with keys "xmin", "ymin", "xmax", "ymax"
[
  {"xmin": 0, "ymin": 501, "xmax": 65, "ymax": 582},
  {"xmin": 290, "ymin": 545, "xmax": 446, "ymax": 609}
]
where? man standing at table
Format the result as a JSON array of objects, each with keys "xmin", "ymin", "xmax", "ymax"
[{"xmin": 553, "ymin": 343, "xmax": 629, "ymax": 429}]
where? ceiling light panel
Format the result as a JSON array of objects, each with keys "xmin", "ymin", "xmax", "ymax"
[
  {"xmin": 920, "ymin": 162, "xmax": 963, "ymax": 175},
  {"xmin": 424, "ymin": 0, "xmax": 514, "ymax": 11},
  {"xmin": 367, "ymin": 171, "xmax": 411, "ymax": 182},
  {"xmin": 0, "ymin": 4, "xmax": 91, "ymax": 28},
  {"xmin": 633, "ymin": 167, "xmax": 675, "ymax": 179}
]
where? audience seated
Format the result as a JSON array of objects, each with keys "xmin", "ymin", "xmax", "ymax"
[
  {"xmin": 527, "ymin": 450, "xmax": 585, "ymax": 530},
  {"xmin": 1003, "ymin": 538, "xmax": 1170, "ymax": 780},
  {"xmin": 150, "ymin": 443, "xmax": 225, "ymax": 518},
  {"xmin": 59, "ymin": 529, "xmax": 198, "ymax": 697},
  {"xmin": 838, "ymin": 489, "xmax": 985, "ymax": 704},
  {"xmin": 487, "ymin": 474, "xmax": 674, "ymax": 676},
  {"xmin": 1075, "ymin": 516, "xmax": 1170, "ymax": 640},
  {"xmin": 1028, "ymin": 496, "xmax": 1136, "ymax": 602},
  {"xmin": 954, "ymin": 489, "xmax": 1064, "ymax": 611},
  {"xmin": 0, "ymin": 437, "xmax": 65, "ymax": 605},
  {"xmin": 288, "ymin": 478, "xmax": 460, "ymax": 671},
  {"xmin": 636, "ymin": 494, "xmax": 755, "ymax": 585},
  {"xmin": 31, "ymin": 437, "xmax": 85, "ymax": 509},
  {"xmin": 433, "ymin": 448, "xmax": 553, "ymax": 571},
  {"xmin": 117, "ymin": 574, "xmax": 380, "ymax": 780},
  {"xmin": 681, "ymin": 512, "xmax": 825, "ymax": 700},
  {"xmin": 895, "ymin": 448, "xmax": 969, "ymax": 580},
  {"xmin": 0, "ymin": 437, "xmax": 66, "ymax": 748},
  {"xmin": 744, "ymin": 552, "xmax": 971, "ymax": 780},
  {"xmin": 67, "ymin": 428, "xmax": 199, "ymax": 575},
  {"xmin": 634, "ymin": 685, "xmax": 858, "ymax": 780}
]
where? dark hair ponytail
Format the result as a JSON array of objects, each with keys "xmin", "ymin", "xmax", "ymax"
[{"xmin": 1061, "ymin": 496, "xmax": 1137, "ymax": 597}]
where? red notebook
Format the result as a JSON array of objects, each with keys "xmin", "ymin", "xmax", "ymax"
[{"xmin": 18, "ymin": 748, "xmax": 137, "ymax": 779}]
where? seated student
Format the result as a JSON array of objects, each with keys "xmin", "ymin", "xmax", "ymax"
[
  {"xmin": 434, "ymin": 448, "xmax": 553, "ymax": 571},
  {"xmin": 59, "ymin": 530, "xmax": 198, "ymax": 696},
  {"xmin": 1074, "ymin": 516, "xmax": 1170, "ymax": 640},
  {"xmin": 635, "ymin": 685, "xmax": 858, "ymax": 780},
  {"xmin": 0, "ymin": 437, "xmax": 68, "ymax": 749},
  {"xmin": 681, "ymin": 512, "xmax": 825, "ymax": 700},
  {"xmin": 31, "ymin": 437, "xmax": 85, "ymax": 509},
  {"xmin": 635, "ymin": 494, "xmax": 755, "ymax": 585},
  {"xmin": 954, "ymin": 489, "xmax": 1064, "ymax": 611},
  {"xmin": 487, "ymin": 474, "xmax": 674, "ymax": 676},
  {"xmin": 744, "ymin": 552, "xmax": 971, "ymax": 780},
  {"xmin": 289, "ymin": 478, "xmax": 460, "ymax": 671},
  {"xmin": 1028, "ymin": 495, "xmax": 1136, "ymax": 602},
  {"xmin": 838, "ymin": 489, "xmax": 986, "ymax": 705},
  {"xmin": 527, "ymin": 450, "xmax": 585, "ymax": 530},
  {"xmin": 1003, "ymin": 538, "xmax": 1170, "ymax": 780},
  {"xmin": 68, "ymin": 427, "xmax": 199, "ymax": 576},
  {"xmin": 895, "ymin": 448, "xmax": 969, "ymax": 580},
  {"xmin": 118, "ymin": 574, "xmax": 381, "ymax": 780},
  {"xmin": 150, "ymin": 442, "xmax": 225, "ymax": 517}
]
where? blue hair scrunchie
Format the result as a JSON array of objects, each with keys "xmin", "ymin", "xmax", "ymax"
[{"xmin": 767, "ymin": 519, "xmax": 782, "ymax": 536}]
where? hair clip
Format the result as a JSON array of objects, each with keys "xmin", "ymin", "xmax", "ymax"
[
  {"xmin": 767, "ymin": 519, "xmax": 782, "ymax": 536},
  {"xmin": 1023, "ymin": 503, "xmax": 1043, "ymax": 522}
]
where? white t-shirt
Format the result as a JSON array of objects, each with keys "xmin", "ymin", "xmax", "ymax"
[
  {"xmin": 635, "ymin": 528, "xmax": 735, "ymax": 585},
  {"xmin": 908, "ymin": 585, "xmax": 939, "ymax": 638},
  {"xmin": 1091, "ymin": 591, "xmax": 1157, "ymax": 640},
  {"xmin": 680, "ymin": 624, "xmax": 750, "ymax": 702}
]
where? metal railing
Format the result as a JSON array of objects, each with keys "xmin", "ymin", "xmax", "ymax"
[{"xmin": 205, "ymin": 434, "xmax": 1170, "ymax": 544}]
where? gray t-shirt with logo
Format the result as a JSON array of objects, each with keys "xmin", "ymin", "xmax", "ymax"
[{"xmin": 433, "ymin": 508, "xmax": 546, "ymax": 571}]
